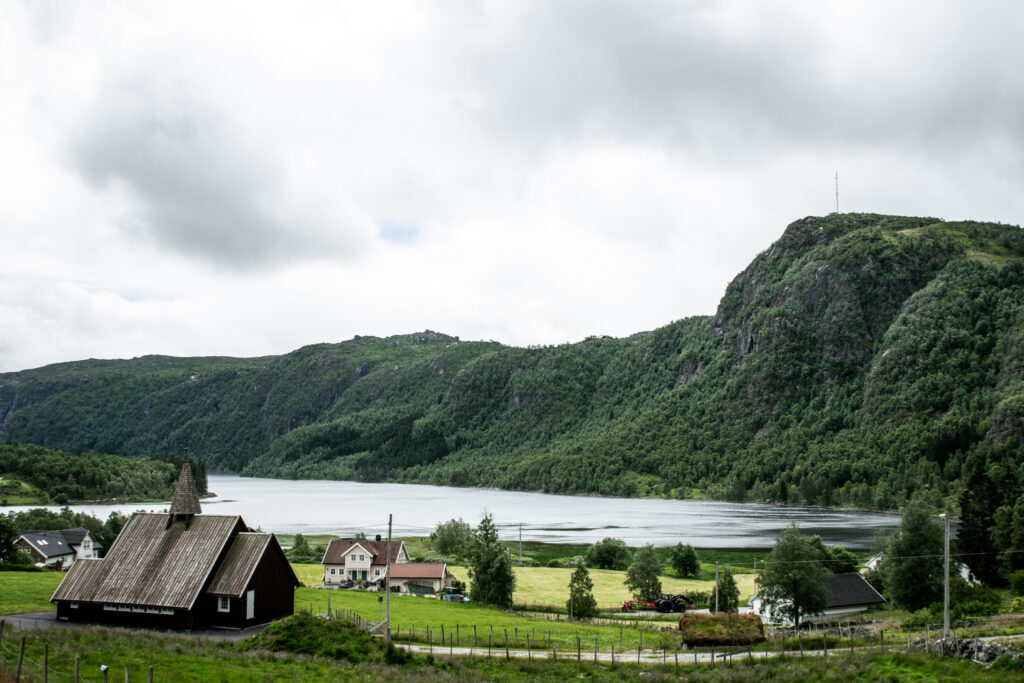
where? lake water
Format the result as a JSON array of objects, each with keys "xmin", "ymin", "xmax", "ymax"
[{"xmin": 5, "ymin": 475, "xmax": 899, "ymax": 549}]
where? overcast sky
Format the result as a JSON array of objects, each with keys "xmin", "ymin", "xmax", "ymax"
[{"xmin": 2, "ymin": 1, "xmax": 1022, "ymax": 372}]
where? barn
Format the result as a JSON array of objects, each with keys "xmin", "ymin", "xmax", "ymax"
[{"xmin": 51, "ymin": 463, "xmax": 297, "ymax": 630}]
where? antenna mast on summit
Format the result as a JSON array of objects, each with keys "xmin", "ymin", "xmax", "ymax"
[{"xmin": 834, "ymin": 171, "xmax": 839, "ymax": 214}]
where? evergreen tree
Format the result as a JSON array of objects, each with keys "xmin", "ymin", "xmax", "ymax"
[
  {"xmin": 567, "ymin": 559, "xmax": 599, "ymax": 619},
  {"xmin": 881, "ymin": 500, "xmax": 946, "ymax": 610},
  {"xmin": 625, "ymin": 545, "xmax": 663, "ymax": 602},
  {"xmin": 959, "ymin": 461, "xmax": 1001, "ymax": 585},
  {"xmin": 757, "ymin": 524, "xmax": 830, "ymax": 627},
  {"xmin": 468, "ymin": 514, "xmax": 515, "ymax": 608},
  {"xmin": 0, "ymin": 515, "xmax": 24, "ymax": 564},
  {"xmin": 713, "ymin": 567, "xmax": 740, "ymax": 613},
  {"xmin": 670, "ymin": 543, "xmax": 700, "ymax": 578},
  {"xmin": 289, "ymin": 533, "xmax": 314, "ymax": 562}
]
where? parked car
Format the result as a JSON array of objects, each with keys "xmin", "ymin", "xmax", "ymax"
[{"xmin": 441, "ymin": 592, "xmax": 470, "ymax": 603}]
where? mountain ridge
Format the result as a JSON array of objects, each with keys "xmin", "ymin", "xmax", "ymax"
[{"xmin": 3, "ymin": 213, "xmax": 1023, "ymax": 508}]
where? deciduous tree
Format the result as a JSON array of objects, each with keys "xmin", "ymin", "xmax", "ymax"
[
  {"xmin": 881, "ymin": 500, "xmax": 945, "ymax": 611},
  {"xmin": 586, "ymin": 537, "xmax": 632, "ymax": 570},
  {"xmin": 670, "ymin": 543, "xmax": 700, "ymax": 578},
  {"xmin": 625, "ymin": 544, "xmax": 663, "ymax": 602},
  {"xmin": 757, "ymin": 525, "xmax": 830, "ymax": 627}
]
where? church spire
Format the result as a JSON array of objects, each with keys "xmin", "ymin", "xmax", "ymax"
[{"xmin": 167, "ymin": 461, "xmax": 202, "ymax": 527}]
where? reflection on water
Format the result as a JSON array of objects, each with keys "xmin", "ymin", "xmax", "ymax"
[{"xmin": 5, "ymin": 475, "xmax": 900, "ymax": 549}]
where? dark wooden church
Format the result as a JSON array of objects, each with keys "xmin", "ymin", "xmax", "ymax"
[{"xmin": 52, "ymin": 463, "xmax": 298, "ymax": 630}]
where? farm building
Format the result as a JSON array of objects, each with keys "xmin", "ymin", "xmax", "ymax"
[
  {"xmin": 17, "ymin": 528, "xmax": 100, "ymax": 569},
  {"xmin": 383, "ymin": 563, "xmax": 455, "ymax": 596},
  {"xmin": 51, "ymin": 463, "xmax": 298, "ymax": 630},
  {"xmin": 751, "ymin": 572, "xmax": 887, "ymax": 625}
]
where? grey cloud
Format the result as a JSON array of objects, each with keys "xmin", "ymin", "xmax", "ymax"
[
  {"xmin": 460, "ymin": 2, "xmax": 1024, "ymax": 159},
  {"xmin": 70, "ymin": 80, "xmax": 359, "ymax": 269}
]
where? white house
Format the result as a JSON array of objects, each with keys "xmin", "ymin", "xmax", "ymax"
[
  {"xmin": 751, "ymin": 573, "xmax": 887, "ymax": 625},
  {"xmin": 17, "ymin": 528, "xmax": 101, "ymax": 569},
  {"xmin": 321, "ymin": 538, "xmax": 409, "ymax": 585}
]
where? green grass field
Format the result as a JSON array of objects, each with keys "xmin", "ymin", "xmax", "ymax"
[
  {"xmin": 0, "ymin": 571, "xmax": 61, "ymax": 615},
  {"xmin": 294, "ymin": 562, "xmax": 755, "ymax": 609}
]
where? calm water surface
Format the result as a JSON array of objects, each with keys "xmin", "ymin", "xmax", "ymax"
[{"xmin": 7, "ymin": 475, "xmax": 898, "ymax": 549}]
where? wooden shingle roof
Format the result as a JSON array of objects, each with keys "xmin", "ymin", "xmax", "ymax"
[
  {"xmin": 207, "ymin": 533, "xmax": 293, "ymax": 597},
  {"xmin": 52, "ymin": 513, "xmax": 244, "ymax": 609}
]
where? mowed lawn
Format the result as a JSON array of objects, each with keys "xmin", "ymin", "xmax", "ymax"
[
  {"xmin": 0, "ymin": 571, "xmax": 62, "ymax": 615},
  {"xmin": 295, "ymin": 563, "xmax": 755, "ymax": 609}
]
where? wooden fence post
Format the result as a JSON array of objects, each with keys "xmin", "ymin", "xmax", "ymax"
[
  {"xmin": 456, "ymin": 624, "xmax": 459, "ymax": 646},
  {"xmin": 527, "ymin": 635, "xmax": 531, "ymax": 659},
  {"xmin": 16, "ymin": 636, "xmax": 25, "ymax": 682},
  {"xmin": 595, "ymin": 637, "xmax": 598, "ymax": 663},
  {"xmin": 674, "ymin": 645, "xmax": 678, "ymax": 668},
  {"xmin": 44, "ymin": 642, "xmax": 48, "ymax": 683},
  {"xmin": 125, "ymin": 664, "xmax": 130, "ymax": 682},
  {"xmin": 75, "ymin": 656, "xmax": 80, "ymax": 683},
  {"xmin": 880, "ymin": 629, "xmax": 884, "ymax": 653},
  {"xmin": 148, "ymin": 666, "xmax": 153, "ymax": 683},
  {"xmin": 504, "ymin": 630, "xmax": 510, "ymax": 660}
]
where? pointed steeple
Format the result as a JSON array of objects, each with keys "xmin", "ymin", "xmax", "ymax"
[{"xmin": 167, "ymin": 461, "xmax": 202, "ymax": 527}]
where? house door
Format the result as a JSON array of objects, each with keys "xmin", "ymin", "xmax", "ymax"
[{"xmin": 246, "ymin": 590, "xmax": 255, "ymax": 620}]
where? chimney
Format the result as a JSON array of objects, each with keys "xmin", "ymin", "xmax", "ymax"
[{"xmin": 375, "ymin": 534, "xmax": 382, "ymax": 542}]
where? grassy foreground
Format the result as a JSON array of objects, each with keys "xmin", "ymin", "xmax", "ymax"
[{"xmin": 0, "ymin": 620, "xmax": 1021, "ymax": 682}]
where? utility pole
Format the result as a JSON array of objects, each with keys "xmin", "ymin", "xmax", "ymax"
[
  {"xmin": 941, "ymin": 512, "xmax": 950, "ymax": 638},
  {"xmin": 714, "ymin": 561, "xmax": 720, "ymax": 614},
  {"xmin": 385, "ymin": 513, "xmax": 392, "ymax": 644}
]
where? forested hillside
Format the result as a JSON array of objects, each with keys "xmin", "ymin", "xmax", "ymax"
[
  {"xmin": 0, "ymin": 442, "xmax": 205, "ymax": 504},
  {"xmin": 2, "ymin": 214, "xmax": 1022, "ymax": 509}
]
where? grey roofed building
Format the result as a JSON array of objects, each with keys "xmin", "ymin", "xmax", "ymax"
[
  {"xmin": 825, "ymin": 572, "xmax": 887, "ymax": 610},
  {"xmin": 17, "ymin": 528, "xmax": 100, "ymax": 569},
  {"xmin": 51, "ymin": 462, "xmax": 298, "ymax": 630}
]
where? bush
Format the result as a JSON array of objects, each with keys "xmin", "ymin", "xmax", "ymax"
[
  {"xmin": 237, "ymin": 612, "xmax": 410, "ymax": 664},
  {"xmin": 678, "ymin": 613, "xmax": 765, "ymax": 646},
  {"xmin": 1008, "ymin": 569, "xmax": 1024, "ymax": 595}
]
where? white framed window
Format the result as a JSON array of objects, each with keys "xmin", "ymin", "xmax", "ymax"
[
  {"xmin": 70, "ymin": 602, "xmax": 79, "ymax": 609},
  {"xmin": 374, "ymin": 569, "xmax": 380, "ymax": 577},
  {"xmin": 330, "ymin": 568, "xmax": 336, "ymax": 575},
  {"xmin": 218, "ymin": 597, "xmax": 230, "ymax": 613}
]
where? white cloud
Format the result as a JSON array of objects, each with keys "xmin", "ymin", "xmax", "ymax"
[{"xmin": 1, "ymin": 0, "xmax": 1023, "ymax": 372}]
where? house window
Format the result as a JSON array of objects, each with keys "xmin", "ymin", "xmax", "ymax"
[
  {"xmin": 70, "ymin": 602, "xmax": 79, "ymax": 609},
  {"xmin": 359, "ymin": 554, "xmax": 365, "ymax": 561},
  {"xmin": 374, "ymin": 569, "xmax": 380, "ymax": 577},
  {"xmin": 218, "ymin": 597, "xmax": 230, "ymax": 613},
  {"xmin": 330, "ymin": 568, "xmax": 336, "ymax": 575}
]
